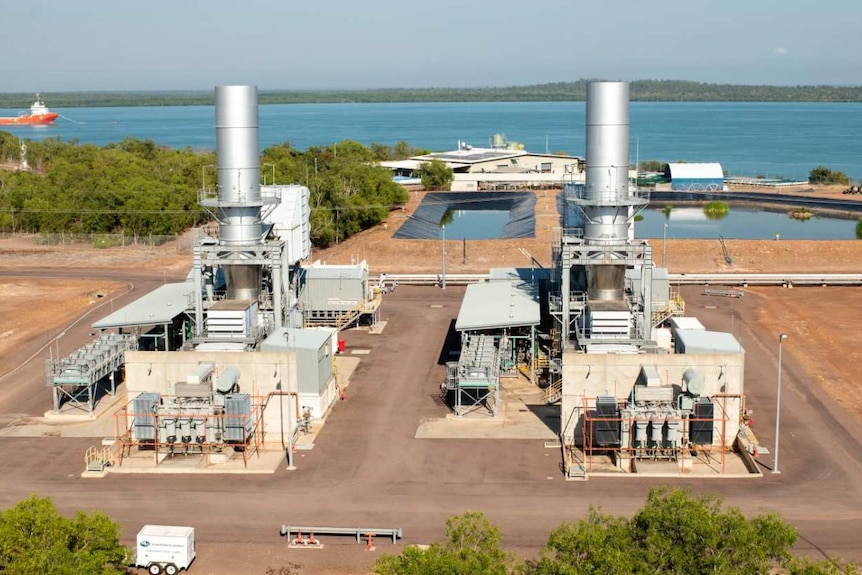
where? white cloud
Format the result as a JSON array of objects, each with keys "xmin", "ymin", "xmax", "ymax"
[{"xmin": 773, "ymin": 47, "xmax": 789, "ymax": 56}]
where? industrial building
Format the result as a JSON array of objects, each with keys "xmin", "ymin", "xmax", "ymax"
[
  {"xmin": 47, "ymin": 85, "xmax": 378, "ymax": 471},
  {"xmin": 664, "ymin": 162, "xmax": 725, "ymax": 191},
  {"xmin": 48, "ymin": 82, "xmax": 751, "ymax": 479},
  {"xmin": 437, "ymin": 82, "xmax": 748, "ymax": 478},
  {"xmin": 380, "ymin": 137, "xmax": 584, "ymax": 191}
]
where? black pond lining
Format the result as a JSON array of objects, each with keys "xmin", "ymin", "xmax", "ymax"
[{"xmin": 394, "ymin": 192, "xmax": 537, "ymax": 239}]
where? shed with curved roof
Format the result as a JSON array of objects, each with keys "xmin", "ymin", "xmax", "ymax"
[{"xmin": 665, "ymin": 163, "xmax": 724, "ymax": 191}]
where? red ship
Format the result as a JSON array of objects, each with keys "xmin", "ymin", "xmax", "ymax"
[{"xmin": 0, "ymin": 94, "xmax": 59, "ymax": 125}]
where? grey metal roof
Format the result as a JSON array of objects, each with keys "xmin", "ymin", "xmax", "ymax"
[
  {"xmin": 669, "ymin": 317, "xmax": 706, "ymax": 331},
  {"xmin": 489, "ymin": 267, "xmax": 550, "ymax": 283},
  {"xmin": 304, "ymin": 265, "xmax": 366, "ymax": 281},
  {"xmin": 422, "ymin": 149, "xmax": 524, "ymax": 164},
  {"xmin": 455, "ymin": 281, "xmax": 540, "ymax": 332},
  {"xmin": 93, "ymin": 281, "xmax": 195, "ymax": 329},
  {"xmin": 676, "ymin": 329, "xmax": 743, "ymax": 354},
  {"xmin": 667, "ymin": 162, "xmax": 724, "ymax": 180},
  {"xmin": 261, "ymin": 327, "xmax": 331, "ymax": 351}
]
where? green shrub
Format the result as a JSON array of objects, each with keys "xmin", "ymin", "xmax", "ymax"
[{"xmin": 704, "ymin": 200, "xmax": 729, "ymax": 220}]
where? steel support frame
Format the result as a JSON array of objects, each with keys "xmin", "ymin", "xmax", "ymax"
[
  {"xmin": 114, "ymin": 397, "xmax": 266, "ymax": 469},
  {"xmin": 48, "ymin": 335, "xmax": 128, "ymax": 414},
  {"xmin": 580, "ymin": 395, "xmax": 732, "ymax": 474},
  {"xmin": 193, "ymin": 240, "xmax": 289, "ymax": 338},
  {"xmin": 557, "ymin": 238, "xmax": 654, "ymax": 347}
]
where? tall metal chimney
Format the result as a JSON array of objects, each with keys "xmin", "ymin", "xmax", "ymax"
[
  {"xmin": 584, "ymin": 81, "xmax": 631, "ymax": 243},
  {"xmin": 215, "ymin": 85, "xmax": 263, "ymax": 301},
  {"xmin": 583, "ymin": 81, "xmax": 632, "ymax": 301}
]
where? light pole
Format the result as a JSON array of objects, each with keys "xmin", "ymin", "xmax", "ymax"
[
  {"xmin": 405, "ymin": 213, "xmax": 446, "ymax": 289},
  {"xmin": 441, "ymin": 224, "xmax": 446, "ymax": 290},
  {"xmin": 283, "ymin": 330, "xmax": 296, "ymax": 470},
  {"xmin": 773, "ymin": 332, "xmax": 787, "ymax": 474},
  {"xmin": 662, "ymin": 223, "xmax": 668, "ymax": 268},
  {"xmin": 55, "ymin": 331, "xmax": 66, "ymax": 361}
]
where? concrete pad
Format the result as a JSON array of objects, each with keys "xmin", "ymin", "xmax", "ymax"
[
  {"xmin": 368, "ymin": 321, "xmax": 387, "ymax": 334},
  {"xmin": 0, "ymin": 408, "xmax": 120, "ymax": 438},
  {"xmin": 108, "ymin": 447, "xmax": 286, "ymax": 475},
  {"xmin": 415, "ymin": 377, "xmax": 557, "ymax": 440},
  {"xmin": 584, "ymin": 452, "xmax": 760, "ymax": 479},
  {"xmin": 334, "ymin": 355, "xmax": 360, "ymax": 385},
  {"xmin": 80, "ymin": 469, "xmax": 108, "ymax": 479}
]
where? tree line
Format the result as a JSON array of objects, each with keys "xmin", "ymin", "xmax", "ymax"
[
  {"xmin": 375, "ymin": 488, "xmax": 855, "ymax": 575},
  {"xmin": 0, "ymin": 133, "xmax": 417, "ymax": 247},
  {"xmin": 3, "ymin": 488, "xmax": 854, "ymax": 574},
  {"xmin": 3, "ymin": 80, "xmax": 862, "ymax": 108}
]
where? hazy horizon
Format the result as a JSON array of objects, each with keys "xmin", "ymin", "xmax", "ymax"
[
  {"xmin": 5, "ymin": 0, "xmax": 861, "ymax": 92},
  {"xmin": 4, "ymin": 78, "xmax": 862, "ymax": 97}
]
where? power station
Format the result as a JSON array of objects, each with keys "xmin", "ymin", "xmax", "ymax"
[{"xmin": 46, "ymin": 82, "xmax": 748, "ymax": 478}]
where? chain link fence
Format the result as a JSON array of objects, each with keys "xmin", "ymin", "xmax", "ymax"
[{"xmin": 0, "ymin": 229, "xmax": 210, "ymax": 254}]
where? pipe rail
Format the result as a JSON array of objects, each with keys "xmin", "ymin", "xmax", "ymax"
[
  {"xmin": 280, "ymin": 525, "xmax": 403, "ymax": 544},
  {"xmin": 669, "ymin": 273, "xmax": 862, "ymax": 286},
  {"xmin": 370, "ymin": 273, "xmax": 862, "ymax": 287}
]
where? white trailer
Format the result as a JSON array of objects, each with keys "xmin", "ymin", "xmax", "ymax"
[{"xmin": 134, "ymin": 525, "xmax": 195, "ymax": 575}]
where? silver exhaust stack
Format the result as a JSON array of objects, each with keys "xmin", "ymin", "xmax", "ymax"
[
  {"xmin": 215, "ymin": 85, "xmax": 263, "ymax": 301},
  {"xmin": 583, "ymin": 81, "xmax": 631, "ymax": 301}
]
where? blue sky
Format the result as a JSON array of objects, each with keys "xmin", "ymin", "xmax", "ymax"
[{"xmin": 5, "ymin": 0, "xmax": 860, "ymax": 92}]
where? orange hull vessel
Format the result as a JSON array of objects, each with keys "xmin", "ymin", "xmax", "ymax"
[{"xmin": 0, "ymin": 94, "xmax": 59, "ymax": 125}]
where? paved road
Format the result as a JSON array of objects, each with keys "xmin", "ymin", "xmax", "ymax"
[
  {"xmin": 0, "ymin": 282, "xmax": 861, "ymax": 574},
  {"xmin": 0, "ymin": 267, "xmax": 176, "ymax": 416}
]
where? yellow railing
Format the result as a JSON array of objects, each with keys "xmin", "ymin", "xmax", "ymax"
[
  {"xmin": 651, "ymin": 293, "xmax": 686, "ymax": 326},
  {"xmin": 84, "ymin": 445, "xmax": 115, "ymax": 472},
  {"xmin": 545, "ymin": 379, "xmax": 563, "ymax": 404}
]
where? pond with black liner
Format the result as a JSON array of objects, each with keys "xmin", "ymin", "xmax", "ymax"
[{"xmin": 394, "ymin": 192, "xmax": 536, "ymax": 240}]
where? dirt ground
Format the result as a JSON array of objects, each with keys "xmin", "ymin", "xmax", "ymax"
[
  {"xmin": 311, "ymin": 186, "xmax": 862, "ymax": 275},
  {"xmin": 1, "ymin": 187, "xmax": 862, "ymax": 573}
]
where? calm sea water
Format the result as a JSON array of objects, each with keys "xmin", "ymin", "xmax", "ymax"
[
  {"xmin": 636, "ymin": 206, "xmax": 860, "ymax": 240},
  {"xmin": 1, "ymin": 101, "xmax": 860, "ymax": 181}
]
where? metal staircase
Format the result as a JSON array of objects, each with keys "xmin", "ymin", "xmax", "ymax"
[
  {"xmin": 651, "ymin": 292, "xmax": 685, "ymax": 327},
  {"xmin": 305, "ymin": 290, "xmax": 383, "ymax": 330},
  {"xmin": 545, "ymin": 377, "xmax": 563, "ymax": 404},
  {"xmin": 84, "ymin": 445, "xmax": 115, "ymax": 474}
]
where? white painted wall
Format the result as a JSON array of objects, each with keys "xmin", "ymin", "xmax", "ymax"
[
  {"xmin": 123, "ymin": 350, "xmax": 334, "ymax": 444},
  {"xmin": 560, "ymin": 350, "xmax": 744, "ymax": 448}
]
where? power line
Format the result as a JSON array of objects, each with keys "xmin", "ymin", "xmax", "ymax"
[{"xmin": 0, "ymin": 191, "xmax": 546, "ymax": 216}]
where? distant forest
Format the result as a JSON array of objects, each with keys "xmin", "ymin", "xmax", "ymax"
[{"xmin": 2, "ymin": 80, "xmax": 862, "ymax": 108}]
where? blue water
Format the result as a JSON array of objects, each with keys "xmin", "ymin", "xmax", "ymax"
[
  {"xmin": 635, "ymin": 206, "xmax": 859, "ymax": 240},
  {"xmin": 443, "ymin": 210, "xmax": 511, "ymax": 240},
  {"xmin": 1, "ymin": 101, "xmax": 860, "ymax": 181}
]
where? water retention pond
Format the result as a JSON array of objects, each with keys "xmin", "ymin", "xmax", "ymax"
[{"xmin": 396, "ymin": 192, "xmax": 862, "ymax": 241}]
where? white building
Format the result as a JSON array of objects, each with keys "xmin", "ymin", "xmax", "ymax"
[{"xmin": 380, "ymin": 139, "xmax": 584, "ymax": 191}]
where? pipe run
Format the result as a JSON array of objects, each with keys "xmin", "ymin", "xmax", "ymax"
[{"xmin": 265, "ymin": 390, "xmax": 301, "ymax": 470}]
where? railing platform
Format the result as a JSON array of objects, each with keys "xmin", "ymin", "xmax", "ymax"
[{"xmin": 280, "ymin": 525, "xmax": 403, "ymax": 544}]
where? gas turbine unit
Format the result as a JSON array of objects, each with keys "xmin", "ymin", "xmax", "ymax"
[
  {"xmin": 193, "ymin": 85, "xmax": 308, "ymax": 344},
  {"xmin": 554, "ymin": 81, "xmax": 654, "ymax": 350},
  {"xmin": 554, "ymin": 82, "xmax": 745, "ymax": 477}
]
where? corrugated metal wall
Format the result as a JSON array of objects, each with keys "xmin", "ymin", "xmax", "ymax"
[
  {"xmin": 294, "ymin": 335, "xmax": 333, "ymax": 394},
  {"xmin": 301, "ymin": 276, "xmax": 366, "ymax": 313}
]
